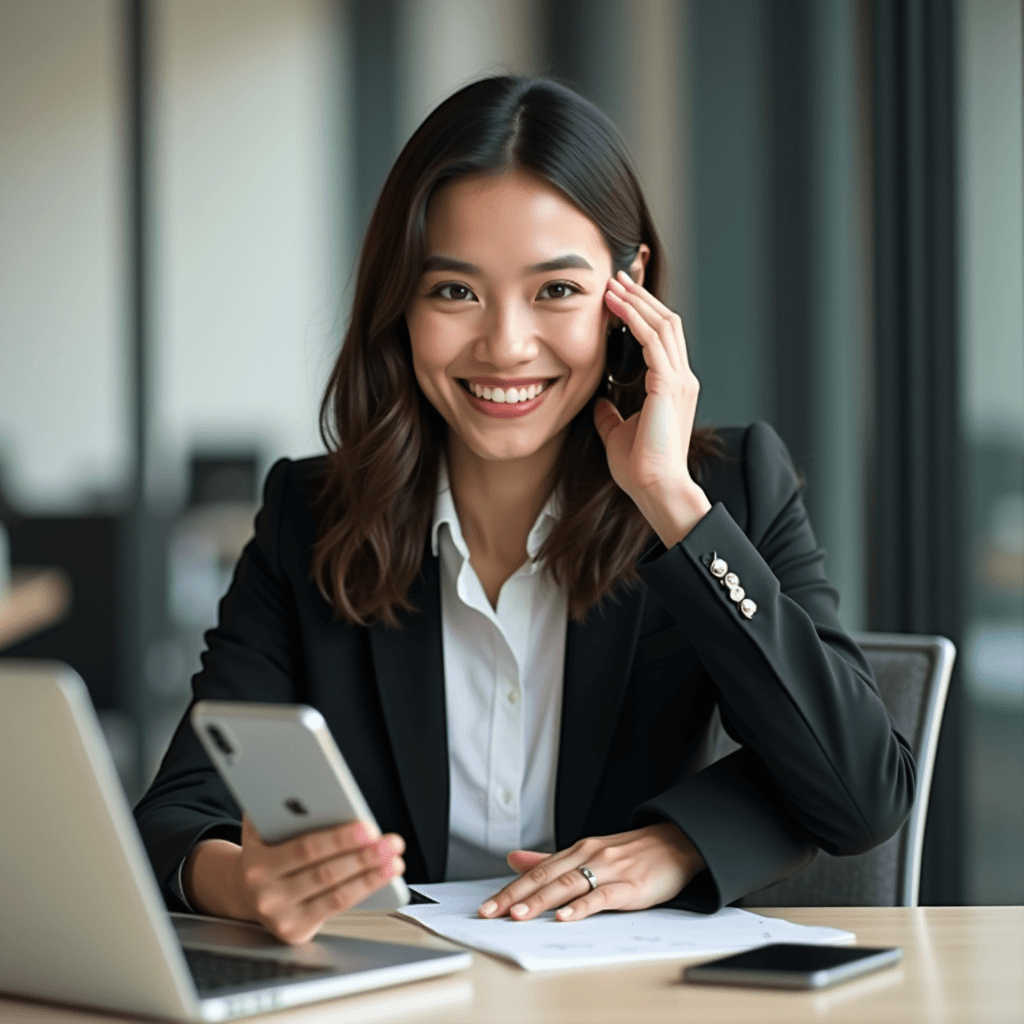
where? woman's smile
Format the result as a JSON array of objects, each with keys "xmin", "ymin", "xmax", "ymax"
[{"xmin": 457, "ymin": 375, "xmax": 559, "ymax": 417}]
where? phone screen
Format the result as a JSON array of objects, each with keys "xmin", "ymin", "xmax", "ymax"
[
  {"xmin": 684, "ymin": 943, "xmax": 904, "ymax": 989},
  {"xmin": 705, "ymin": 944, "xmax": 890, "ymax": 972}
]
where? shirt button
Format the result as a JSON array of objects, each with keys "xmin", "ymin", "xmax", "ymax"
[
  {"xmin": 507, "ymin": 688, "xmax": 519, "ymax": 706},
  {"xmin": 499, "ymin": 787, "xmax": 513, "ymax": 807}
]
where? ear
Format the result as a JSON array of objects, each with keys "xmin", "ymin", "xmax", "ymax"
[{"xmin": 630, "ymin": 243, "xmax": 651, "ymax": 288}]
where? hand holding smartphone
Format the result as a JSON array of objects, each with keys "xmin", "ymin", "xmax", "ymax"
[{"xmin": 191, "ymin": 701, "xmax": 410, "ymax": 916}]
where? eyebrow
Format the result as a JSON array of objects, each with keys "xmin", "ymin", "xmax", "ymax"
[{"xmin": 421, "ymin": 253, "xmax": 595, "ymax": 275}]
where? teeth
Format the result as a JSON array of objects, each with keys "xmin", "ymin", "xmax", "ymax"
[{"xmin": 468, "ymin": 380, "xmax": 549, "ymax": 404}]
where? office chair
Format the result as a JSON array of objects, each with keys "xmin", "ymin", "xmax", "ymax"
[{"xmin": 742, "ymin": 632, "xmax": 955, "ymax": 908}]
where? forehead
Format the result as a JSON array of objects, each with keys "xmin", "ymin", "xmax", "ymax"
[{"xmin": 423, "ymin": 171, "xmax": 611, "ymax": 267}]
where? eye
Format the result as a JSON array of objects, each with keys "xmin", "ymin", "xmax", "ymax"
[
  {"xmin": 538, "ymin": 281, "xmax": 581, "ymax": 300},
  {"xmin": 433, "ymin": 282, "xmax": 477, "ymax": 302}
]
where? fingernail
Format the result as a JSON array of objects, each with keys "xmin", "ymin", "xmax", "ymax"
[
  {"xmin": 479, "ymin": 900, "xmax": 497, "ymax": 917},
  {"xmin": 556, "ymin": 907, "xmax": 573, "ymax": 920},
  {"xmin": 617, "ymin": 270, "xmax": 631, "ymax": 282},
  {"xmin": 511, "ymin": 903, "xmax": 529, "ymax": 918}
]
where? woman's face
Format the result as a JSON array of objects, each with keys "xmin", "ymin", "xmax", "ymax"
[{"xmin": 405, "ymin": 170, "xmax": 645, "ymax": 466}]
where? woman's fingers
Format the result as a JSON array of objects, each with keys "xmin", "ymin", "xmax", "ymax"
[
  {"xmin": 301, "ymin": 856, "xmax": 404, "ymax": 919},
  {"xmin": 614, "ymin": 271, "xmax": 691, "ymax": 373},
  {"xmin": 258, "ymin": 817, "xmax": 376, "ymax": 877},
  {"xmin": 237, "ymin": 815, "xmax": 407, "ymax": 944},
  {"xmin": 507, "ymin": 849, "xmax": 548, "ymax": 874},
  {"xmin": 607, "ymin": 273, "xmax": 686, "ymax": 375},
  {"xmin": 480, "ymin": 825, "xmax": 701, "ymax": 923},
  {"xmin": 276, "ymin": 833, "xmax": 405, "ymax": 905},
  {"xmin": 479, "ymin": 838, "xmax": 602, "ymax": 918},
  {"xmin": 555, "ymin": 880, "xmax": 634, "ymax": 921},
  {"xmin": 603, "ymin": 288, "xmax": 673, "ymax": 378},
  {"xmin": 503, "ymin": 865, "xmax": 600, "ymax": 921},
  {"xmin": 269, "ymin": 858, "xmax": 406, "ymax": 946}
]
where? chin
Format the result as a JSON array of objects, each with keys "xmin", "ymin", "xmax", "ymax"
[{"xmin": 462, "ymin": 428, "xmax": 557, "ymax": 464}]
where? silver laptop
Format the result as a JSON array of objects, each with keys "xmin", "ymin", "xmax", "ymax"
[{"xmin": 0, "ymin": 661, "xmax": 471, "ymax": 1021}]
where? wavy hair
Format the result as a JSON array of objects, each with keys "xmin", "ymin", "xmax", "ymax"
[{"xmin": 314, "ymin": 75, "xmax": 718, "ymax": 626}]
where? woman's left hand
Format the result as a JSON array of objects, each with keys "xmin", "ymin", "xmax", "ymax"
[
  {"xmin": 595, "ymin": 271, "xmax": 712, "ymax": 547},
  {"xmin": 477, "ymin": 822, "xmax": 706, "ymax": 923}
]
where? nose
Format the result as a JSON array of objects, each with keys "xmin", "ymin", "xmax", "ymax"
[{"xmin": 475, "ymin": 300, "xmax": 540, "ymax": 368}]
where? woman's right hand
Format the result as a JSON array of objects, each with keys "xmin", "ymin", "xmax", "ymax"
[{"xmin": 184, "ymin": 815, "xmax": 406, "ymax": 944}]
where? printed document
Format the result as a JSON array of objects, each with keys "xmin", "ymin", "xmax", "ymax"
[{"xmin": 401, "ymin": 876, "xmax": 855, "ymax": 972}]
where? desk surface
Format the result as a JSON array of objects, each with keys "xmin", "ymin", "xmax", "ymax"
[
  {"xmin": 2, "ymin": 906, "xmax": 1021, "ymax": 1024},
  {"xmin": 0, "ymin": 567, "xmax": 70, "ymax": 649}
]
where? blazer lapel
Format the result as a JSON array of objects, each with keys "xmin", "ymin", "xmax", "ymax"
[
  {"xmin": 555, "ymin": 583, "xmax": 647, "ymax": 846},
  {"xmin": 368, "ymin": 549, "xmax": 449, "ymax": 881}
]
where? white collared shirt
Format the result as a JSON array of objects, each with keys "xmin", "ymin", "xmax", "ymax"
[{"xmin": 432, "ymin": 459, "xmax": 568, "ymax": 880}]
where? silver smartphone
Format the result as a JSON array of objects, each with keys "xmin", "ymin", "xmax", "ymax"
[
  {"xmin": 683, "ymin": 942, "xmax": 903, "ymax": 989},
  {"xmin": 190, "ymin": 700, "xmax": 410, "ymax": 911}
]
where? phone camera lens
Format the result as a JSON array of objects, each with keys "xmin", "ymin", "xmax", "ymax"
[{"xmin": 206, "ymin": 725, "xmax": 234, "ymax": 756}]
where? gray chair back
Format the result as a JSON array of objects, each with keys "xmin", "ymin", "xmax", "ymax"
[{"xmin": 743, "ymin": 632, "xmax": 955, "ymax": 907}]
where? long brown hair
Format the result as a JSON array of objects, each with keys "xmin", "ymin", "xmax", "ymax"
[{"xmin": 315, "ymin": 76, "xmax": 718, "ymax": 626}]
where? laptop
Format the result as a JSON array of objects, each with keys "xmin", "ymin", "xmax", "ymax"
[{"xmin": 0, "ymin": 661, "xmax": 471, "ymax": 1021}]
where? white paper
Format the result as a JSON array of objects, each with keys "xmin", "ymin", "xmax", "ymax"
[{"xmin": 400, "ymin": 876, "xmax": 855, "ymax": 972}]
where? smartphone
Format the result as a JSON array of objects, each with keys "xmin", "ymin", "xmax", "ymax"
[
  {"xmin": 683, "ymin": 943, "xmax": 904, "ymax": 990},
  {"xmin": 190, "ymin": 700, "xmax": 410, "ymax": 911},
  {"xmin": 604, "ymin": 325, "xmax": 646, "ymax": 390}
]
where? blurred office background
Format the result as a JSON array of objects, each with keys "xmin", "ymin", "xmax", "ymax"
[{"xmin": 0, "ymin": 0, "xmax": 1020, "ymax": 906}]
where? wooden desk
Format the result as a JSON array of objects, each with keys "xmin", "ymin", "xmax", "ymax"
[
  {"xmin": 0, "ymin": 567, "xmax": 71, "ymax": 649},
  {"xmin": 1, "ymin": 907, "xmax": 1020, "ymax": 1024}
]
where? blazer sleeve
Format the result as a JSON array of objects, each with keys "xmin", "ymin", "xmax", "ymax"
[
  {"xmin": 133, "ymin": 458, "xmax": 300, "ymax": 911},
  {"xmin": 629, "ymin": 421, "xmax": 916, "ymax": 911}
]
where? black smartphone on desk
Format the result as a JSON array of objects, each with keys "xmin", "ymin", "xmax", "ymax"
[{"xmin": 683, "ymin": 943, "xmax": 904, "ymax": 990}]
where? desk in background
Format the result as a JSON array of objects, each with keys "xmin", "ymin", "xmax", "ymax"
[
  {"xmin": 1, "ymin": 906, "xmax": 1020, "ymax": 1024},
  {"xmin": 0, "ymin": 567, "xmax": 70, "ymax": 650}
]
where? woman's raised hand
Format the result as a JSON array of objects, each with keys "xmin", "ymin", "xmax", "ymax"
[
  {"xmin": 478, "ymin": 822, "xmax": 705, "ymax": 923},
  {"xmin": 594, "ymin": 271, "xmax": 711, "ymax": 548},
  {"xmin": 184, "ymin": 815, "xmax": 405, "ymax": 945}
]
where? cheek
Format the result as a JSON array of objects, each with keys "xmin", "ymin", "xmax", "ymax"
[
  {"xmin": 407, "ymin": 310, "xmax": 458, "ymax": 387},
  {"xmin": 555, "ymin": 304, "xmax": 609, "ymax": 375}
]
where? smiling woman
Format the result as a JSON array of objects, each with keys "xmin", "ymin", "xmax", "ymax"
[
  {"xmin": 134, "ymin": 76, "xmax": 916, "ymax": 945},
  {"xmin": 314, "ymin": 80, "xmax": 718, "ymax": 628}
]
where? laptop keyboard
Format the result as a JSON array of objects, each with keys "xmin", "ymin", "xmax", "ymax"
[{"xmin": 183, "ymin": 947, "xmax": 333, "ymax": 995}]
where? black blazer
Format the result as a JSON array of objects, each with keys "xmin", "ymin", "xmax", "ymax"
[{"xmin": 134, "ymin": 421, "xmax": 915, "ymax": 913}]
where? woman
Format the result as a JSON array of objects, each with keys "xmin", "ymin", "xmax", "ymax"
[{"xmin": 135, "ymin": 75, "xmax": 915, "ymax": 945}]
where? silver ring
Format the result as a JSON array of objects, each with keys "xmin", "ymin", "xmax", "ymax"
[{"xmin": 578, "ymin": 865, "xmax": 598, "ymax": 891}]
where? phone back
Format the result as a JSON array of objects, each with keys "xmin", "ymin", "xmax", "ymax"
[{"xmin": 191, "ymin": 701, "xmax": 409, "ymax": 911}]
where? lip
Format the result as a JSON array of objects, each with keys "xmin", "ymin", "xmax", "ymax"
[{"xmin": 458, "ymin": 379, "xmax": 555, "ymax": 419}]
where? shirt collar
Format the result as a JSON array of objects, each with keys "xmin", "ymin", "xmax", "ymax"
[{"xmin": 430, "ymin": 454, "xmax": 562, "ymax": 568}]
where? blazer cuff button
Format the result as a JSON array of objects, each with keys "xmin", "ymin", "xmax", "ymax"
[
  {"xmin": 710, "ymin": 557, "xmax": 728, "ymax": 578},
  {"xmin": 729, "ymin": 586, "xmax": 746, "ymax": 603},
  {"xmin": 740, "ymin": 598, "xmax": 757, "ymax": 619},
  {"xmin": 724, "ymin": 571, "xmax": 739, "ymax": 588}
]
